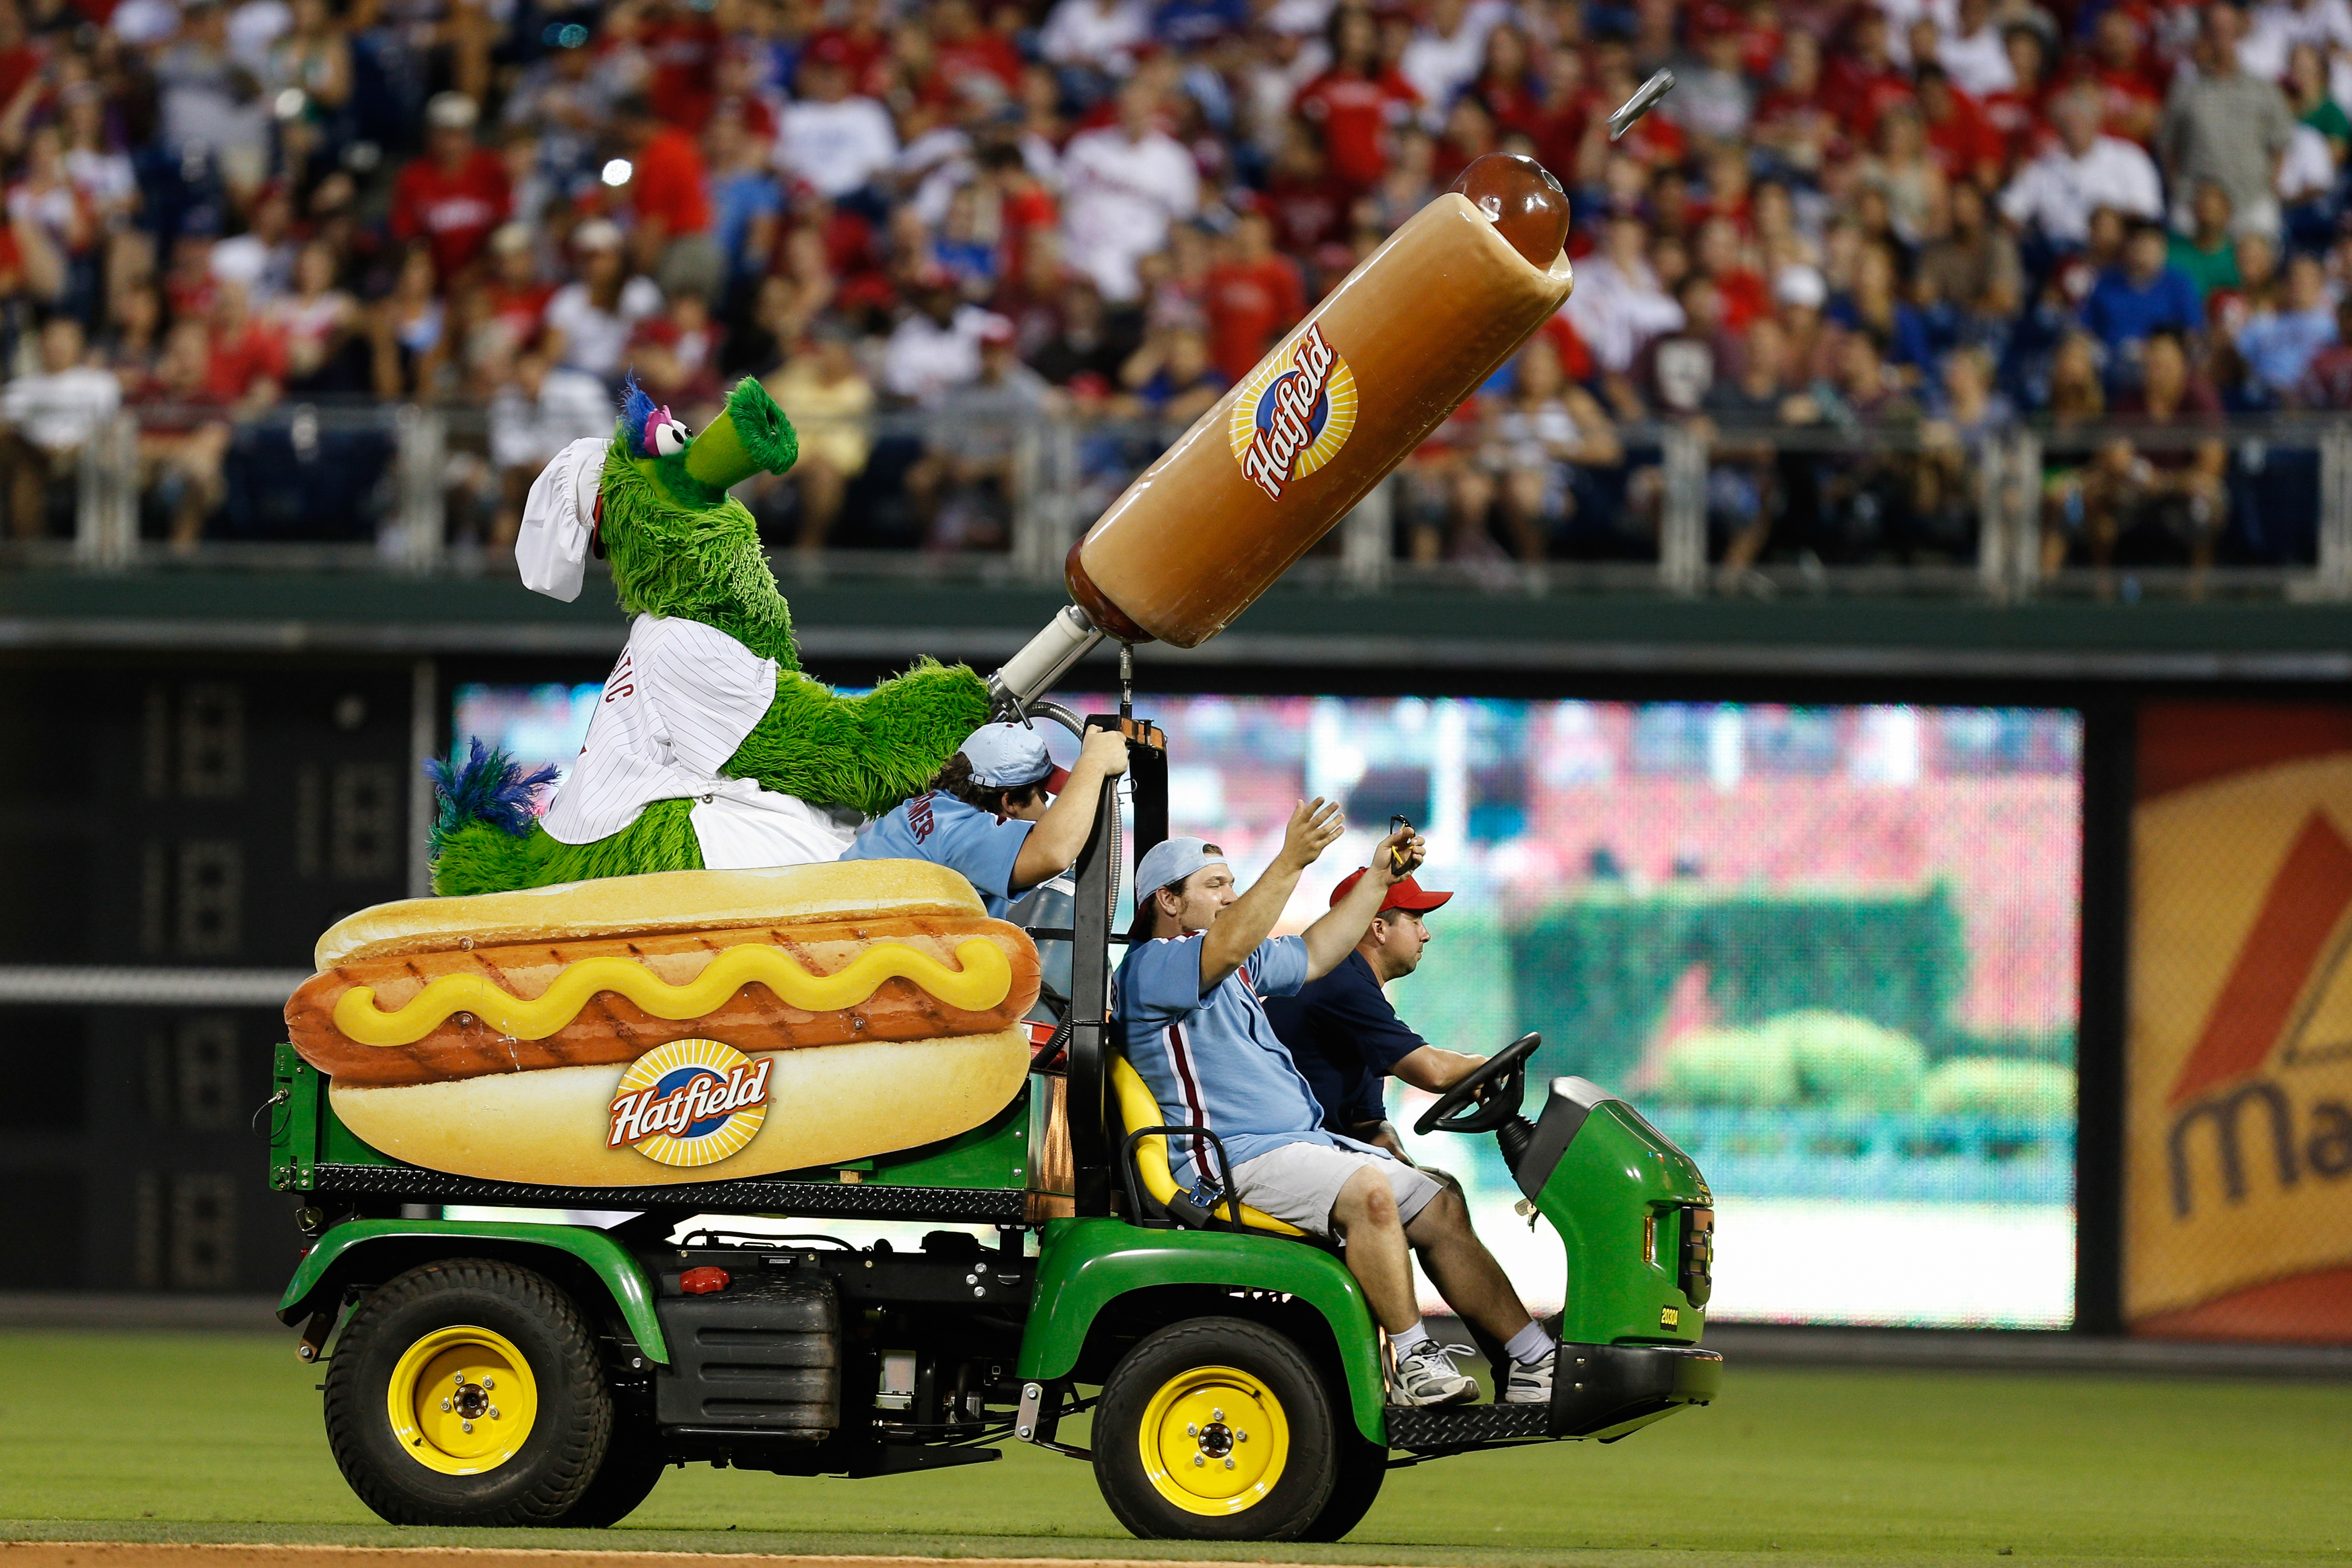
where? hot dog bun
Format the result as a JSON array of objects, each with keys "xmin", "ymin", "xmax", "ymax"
[
  {"xmin": 287, "ymin": 915, "xmax": 1038, "ymax": 1086},
  {"xmin": 289, "ymin": 861, "xmax": 1043, "ymax": 1186},
  {"xmin": 329, "ymin": 1029, "xmax": 1030, "ymax": 1187}
]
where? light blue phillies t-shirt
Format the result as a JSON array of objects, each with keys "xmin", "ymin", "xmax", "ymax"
[
  {"xmin": 837, "ymin": 791, "xmax": 1034, "ymax": 917},
  {"xmin": 1116, "ymin": 931, "xmax": 1383, "ymax": 1193}
]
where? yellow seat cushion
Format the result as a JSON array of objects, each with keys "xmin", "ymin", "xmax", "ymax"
[{"xmin": 1110, "ymin": 1054, "xmax": 1307, "ymax": 1237}]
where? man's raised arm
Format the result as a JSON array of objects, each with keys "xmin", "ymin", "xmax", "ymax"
[
  {"xmin": 1300, "ymin": 826, "xmax": 1423, "ymax": 979},
  {"xmin": 1198, "ymin": 798, "xmax": 1343, "ymax": 991}
]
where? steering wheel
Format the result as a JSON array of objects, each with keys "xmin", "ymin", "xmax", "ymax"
[{"xmin": 1413, "ymin": 1031, "xmax": 1542, "ymax": 1137}]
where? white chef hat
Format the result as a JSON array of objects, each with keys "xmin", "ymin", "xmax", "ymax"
[{"xmin": 514, "ymin": 436, "xmax": 609, "ymax": 601}]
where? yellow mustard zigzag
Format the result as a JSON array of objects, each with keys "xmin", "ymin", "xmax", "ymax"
[{"xmin": 331, "ymin": 939, "xmax": 1014, "ymax": 1048}]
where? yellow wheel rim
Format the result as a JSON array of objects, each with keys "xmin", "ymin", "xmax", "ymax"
[
  {"xmin": 1136, "ymin": 1364, "xmax": 1290, "ymax": 1517},
  {"xmin": 384, "ymin": 1325, "xmax": 540, "ymax": 1476}
]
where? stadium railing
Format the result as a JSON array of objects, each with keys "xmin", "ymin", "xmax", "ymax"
[{"xmin": 8, "ymin": 401, "xmax": 2350, "ymax": 601}]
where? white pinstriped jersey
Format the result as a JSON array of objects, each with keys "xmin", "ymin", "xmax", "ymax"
[
  {"xmin": 539, "ymin": 614, "xmax": 779, "ymax": 845},
  {"xmin": 1115, "ymin": 932, "xmax": 1368, "ymax": 1193}
]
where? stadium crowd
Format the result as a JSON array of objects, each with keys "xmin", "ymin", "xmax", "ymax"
[{"xmin": 0, "ymin": 0, "xmax": 2346, "ymax": 566}]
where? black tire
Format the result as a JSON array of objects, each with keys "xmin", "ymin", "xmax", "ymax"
[
  {"xmin": 1299, "ymin": 1432, "xmax": 1387, "ymax": 1541},
  {"xmin": 323, "ymin": 1258, "xmax": 610, "ymax": 1526},
  {"xmin": 1093, "ymin": 1317, "xmax": 1340, "ymax": 1542},
  {"xmin": 553, "ymin": 1412, "xmax": 667, "ymax": 1528}
]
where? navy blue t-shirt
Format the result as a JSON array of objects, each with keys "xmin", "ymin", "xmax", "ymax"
[{"xmin": 1260, "ymin": 950, "xmax": 1429, "ymax": 1134}]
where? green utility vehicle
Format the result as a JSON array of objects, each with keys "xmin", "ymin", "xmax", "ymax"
[{"xmin": 267, "ymin": 708, "xmax": 1720, "ymax": 1541}]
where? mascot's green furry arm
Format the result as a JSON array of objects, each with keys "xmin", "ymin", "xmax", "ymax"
[{"xmin": 430, "ymin": 377, "xmax": 990, "ymax": 896}]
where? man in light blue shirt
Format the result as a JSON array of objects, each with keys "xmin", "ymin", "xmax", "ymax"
[
  {"xmin": 2240, "ymin": 250, "xmax": 2339, "ymax": 398},
  {"xmin": 1116, "ymin": 806, "xmax": 1556, "ymax": 1407},
  {"xmin": 841, "ymin": 721, "xmax": 1129, "ymax": 917}
]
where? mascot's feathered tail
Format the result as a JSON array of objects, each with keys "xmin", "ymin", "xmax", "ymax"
[{"xmin": 428, "ymin": 739, "xmax": 560, "ymax": 897}]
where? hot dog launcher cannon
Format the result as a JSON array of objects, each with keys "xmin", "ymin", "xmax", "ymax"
[{"xmin": 987, "ymin": 152, "xmax": 1579, "ymax": 713}]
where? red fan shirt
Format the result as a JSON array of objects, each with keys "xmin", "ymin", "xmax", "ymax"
[
  {"xmin": 1205, "ymin": 251, "xmax": 1307, "ymax": 382},
  {"xmin": 1293, "ymin": 68, "xmax": 1421, "ymax": 190},
  {"xmin": 389, "ymin": 149, "xmax": 511, "ymax": 277}
]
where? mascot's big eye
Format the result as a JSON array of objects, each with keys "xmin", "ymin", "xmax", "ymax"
[{"xmin": 652, "ymin": 418, "xmax": 690, "ymax": 457}]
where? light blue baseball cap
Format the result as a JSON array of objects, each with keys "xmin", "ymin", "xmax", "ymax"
[
  {"xmin": 960, "ymin": 723, "xmax": 1072, "ymax": 792},
  {"xmin": 1134, "ymin": 836, "xmax": 1227, "ymax": 896}
]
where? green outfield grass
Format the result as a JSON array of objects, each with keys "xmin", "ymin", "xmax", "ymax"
[{"xmin": 1, "ymin": 1331, "xmax": 2346, "ymax": 1566}]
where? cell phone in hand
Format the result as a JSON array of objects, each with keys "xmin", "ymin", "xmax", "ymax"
[{"xmin": 1389, "ymin": 815, "xmax": 1413, "ymax": 874}]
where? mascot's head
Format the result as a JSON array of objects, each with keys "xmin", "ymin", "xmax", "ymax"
[{"xmin": 598, "ymin": 375, "xmax": 803, "ymax": 666}]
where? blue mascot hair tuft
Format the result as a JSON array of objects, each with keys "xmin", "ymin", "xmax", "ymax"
[
  {"xmin": 427, "ymin": 737, "xmax": 560, "ymax": 858},
  {"xmin": 620, "ymin": 373, "xmax": 656, "ymax": 456}
]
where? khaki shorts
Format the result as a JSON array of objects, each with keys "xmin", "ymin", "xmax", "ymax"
[{"xmin": 1229, "ymin": 1141, "xmax": 1444, "ymax": 1238}]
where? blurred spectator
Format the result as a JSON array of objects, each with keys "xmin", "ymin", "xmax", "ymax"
[
  {"xmin": 206, "ymin": 281, "xmax": 286, "ymax": 413},
  {"xmin": 545, "ymin": 220, "xmax": 664, "ymax": 386},
  {"xmin": 765, "ymin": 320, "xmax": 876, "ymax": 551},
  {"xmin": 2077, "ymin": 9, "xmax": 2162, "ymax": 148},
  {"xmin": 1026, "ymin": 274, "xmax": 1132, "ymax": 388},
  {"xmin": 2080, "ymin": 326, "xmax": 2227, "ymax": 569},
  {"xmin": 210, "ymin": 185, "xmax": 296, "ymax": 306},
  {"xmin": 617, "ymin": 93, "xmax": 720, "ymax": 300},
  {"xmin": 488, "ymin": 350, "xmax": 613, "ymax": 548},
  {"xmin": 884, "ymin": 274, "xmax": 993, "ymax": 405},
  {"xmin": 1039, "ymin": 0, "xmax": 1150, "ymax": 78},
  {"xmin": 2, "ymin": 314, "xmax": 118, "ymax": 537},
  {"xmin": 271, "ymin": 238, "xmax": 364, "ymax": 391},
  {"xmin": 708, "ymin": 111, "xmax": 782, "ymax": 293},
  {"xmin": 2159, "ymin": 2, "xmax": 2297, "ymax": 236},
  {"xmin": 1918, "ymin": 178, "xmax": 2024, "ymax": 325},
  {"xmin": 1998, "ymin": 84, "xmax": 2163, "ymax": 248},
  {"xmin": 1118, "ymin": 322, "xmax": 1225, "ymax": 424},
  {"xmin": 391, "ymin": 93, "xmax": 510, "ymax": 282},
  {"xmin": 2168, "ymin": 181, "xmax": 2243, "ymax": 302},
  {"xmin": 631, "ymin": 289, "xmax": 725, "ymax": 412},
  {"xmin": 373, "ymin": 245, "xmax": 446, "ymax": 398},
  {"xmin": 1399, "ymin": 0, "xmax": 1501, "ymax": 113},
  {"xmin": 159, "ymin": 0, "xmax": 272, "ymax": 197},
  {"xmin": 1294, "ymin": 7, "xmax": 1419, "ymax": 194},
  {"xmin": 1061, "ymin": 78, "xmax": 1198, "ymax": 301},
  {"xmin": 1477, "ymin": 335, "xmax": 1622, "ymax": 562},
  {"xmin": 2238, "ymin": 248, "xmax": 2338, "ymax": 395},
  {"xmin": 1937, "ymin": 0, "xmax": 2015, "ymax": 97},
  {"xmin": 8, "ymin": 124, "xmax": 96, "ymax": 319},
  {"xmin": 2039, "ymin": 329, "xmax": 2107, "ymax": 573},
  {"xmin": 2293, "ymin": 295, "xmax": 2352, "ymax": 407},
  {"xmin": 2083, "ymin": 219, "xmax": 2201, "ymax": 365},
  {"xmin": 776, "ymin": 37, "xmax": 898, "ymax": 201},
  {"xmin": 479, "ymin": 224, "xmax": 553, "ymax": 361},
  {"xmin": 130, "ymin": 320, "xmax": 233, "ymax": 549},
  {"xmin": 1565, "ymin": 212, "xmax": 1685, "ymax": 377},
  {"xmin": 909, "ymin": 315, "xmax": 1051, "ymax": 550},
  {"xmin": 1666, "ymin": 13, "xmax": 1757, "ymax": 145},
  {"xmin": 1702, "ymin": 314, "xmax": 1805, "ymax": 570},
  {"xmin": 1204, "ymin": 209, "xmax": 1305, "ymax": 382}
]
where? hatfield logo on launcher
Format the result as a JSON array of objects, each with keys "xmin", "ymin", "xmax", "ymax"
[
  {"xmin": 1229, "ymin": 323, "xmax": 1358, "ymax": 501},
  {"xmin": 608, "ymin": 1037, "xmax": 771, "ymax": 1167}
]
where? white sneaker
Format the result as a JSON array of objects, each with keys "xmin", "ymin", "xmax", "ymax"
[
  {"xmin": 1502, "ymin": 1346, "xmax": 1555, "ymax": 1404},
  {"xmin": 1388, "ymin": 1339, "xmax": 1479, "ymax": 1406}
]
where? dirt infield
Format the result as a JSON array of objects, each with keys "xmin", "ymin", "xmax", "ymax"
[{"xmin": 0, "ymin": 1549, "xmax": 1326, "ymax": 1568}]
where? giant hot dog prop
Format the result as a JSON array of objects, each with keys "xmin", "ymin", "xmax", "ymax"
[
  {"xmin": 989, "ymin": 154, "xmax": 1579, "ymax": 698},
  {"xmin": 284, "ymin": 861, "xmax": 1039, "ymax": 1187}
]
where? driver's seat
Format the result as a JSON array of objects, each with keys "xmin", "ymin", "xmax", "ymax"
[{"xmin": 1109, "ymin": 1054, "xmax": 1310, "ymax": 1239}]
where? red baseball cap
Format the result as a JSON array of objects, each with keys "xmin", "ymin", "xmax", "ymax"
[{"xmin": 1327, "ymin": 868, "xmax": 1453, "ymax": 915}]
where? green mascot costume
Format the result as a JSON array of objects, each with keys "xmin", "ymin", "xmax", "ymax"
[{"xmin": 429, "ymin": 376, "xmax": 991, "ymax": 896}]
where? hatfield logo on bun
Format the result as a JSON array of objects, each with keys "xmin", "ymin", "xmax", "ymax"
[
  {"xmin": 1229, "ymin": 323, "xmax": 1356, "ymax": 501},
  {"xmin": 608, "ymin": 1038, "xmax": 772, "ymax": 1166}
]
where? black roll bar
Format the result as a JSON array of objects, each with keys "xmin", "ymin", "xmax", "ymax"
[{"xmin": 1063, "ymin": 712, "xmax": 1169, "ymax": 1219}]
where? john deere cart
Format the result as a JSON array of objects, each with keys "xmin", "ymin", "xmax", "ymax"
[{"xmin": 267, "ymin": 706, "xmax": 1719, "ymax": 1541}]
